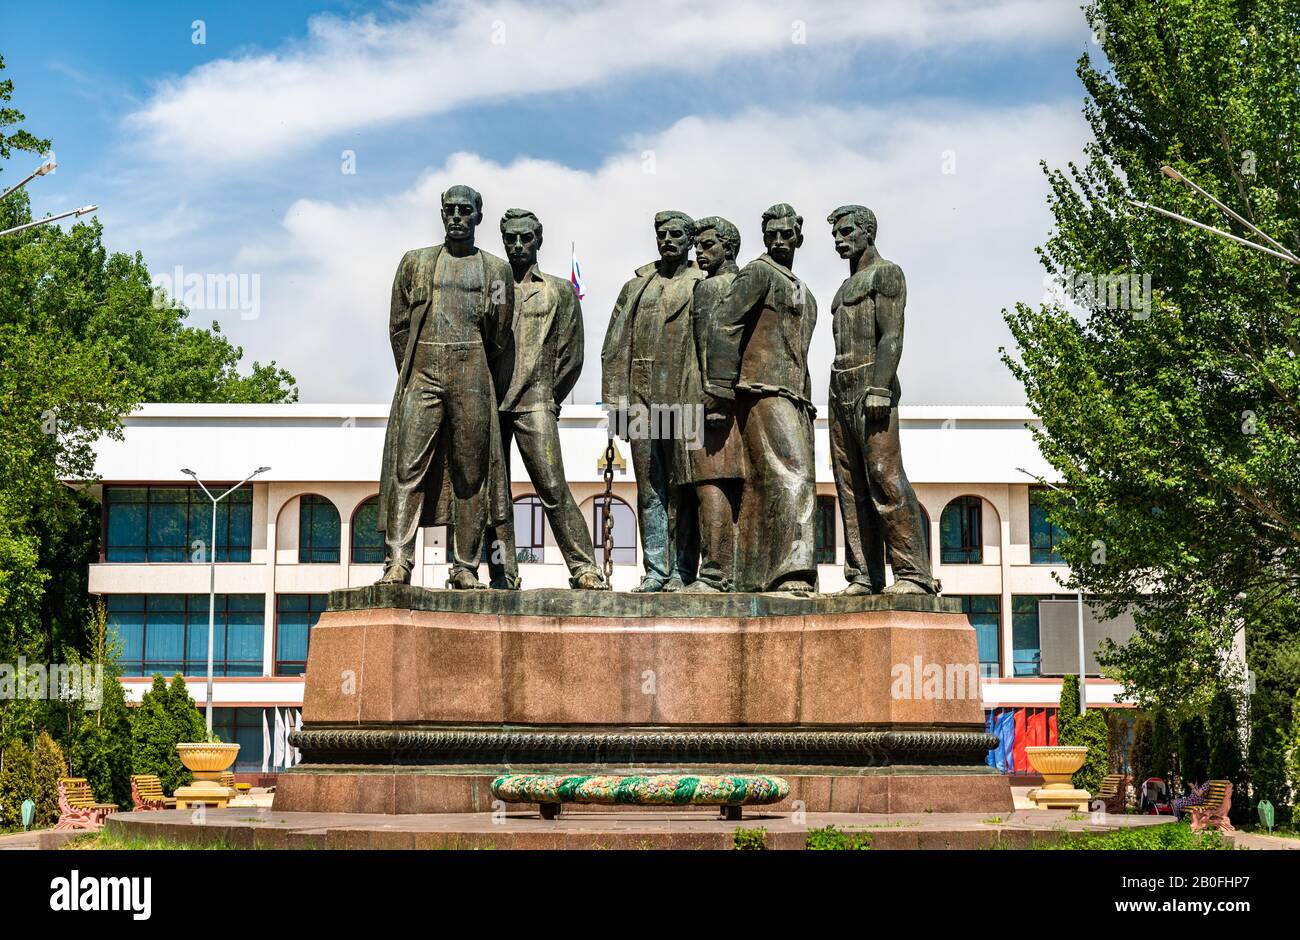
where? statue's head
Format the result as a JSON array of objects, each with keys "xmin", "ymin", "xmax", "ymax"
[
  {"xmin": 827, "ymin": 204, "xmax": 877, "ymax": 263},
  {"xmin": 761, "ymin": 203, "xmax": 803, "ymax": 268},
  {"xmin": 441, "ymin": 184, "xmax": 483, "ymax": 243},
  {"xmin": 694, "ymin": 216, "xmax": 740, "ymax": 276},
  {"xmin": 653, "ymin": 210, "xmax": 695, "ymax": 265},
  {"xmin": 500, "ymin": 208, "xmax": 542, "ymax": 268}
]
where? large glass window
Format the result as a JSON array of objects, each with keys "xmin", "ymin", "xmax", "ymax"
[
  {"xmin": 350, "ymin": 497, "xmax": 383, "ymax": 564},
  {"xmin": 940, "ymin": 495, "xmax": 983, "ymax": 564},
  {"xmin": 275, "ymin": 594, "xmax": 327, "ymax": 676},
  {"xmin": 513, "ymin": 496, "xmax": 545, "ymax": 563},
  {"xmin": 1029, "ymin": 487, "xmax": 1066, "ymax": 565},
  {"xmin": 298, "ymin": 495, "xmax": 340, "ymax": 564},
  {"xmin": 1011, "ymin": 594, "xmax": 1074, "ymax": 677},
  {"xmin": 210, "ymin": 708, "xmax": 267, "ymax": 772},
  {"xmin": 592, "ymin": 496, "xmax": 636, "ymax": 565},
  {"xmin": 106, "ymin": 594, "xmax": 264, "ymax": 677},
  {"xmin": 105, "ymin": 486, "xmax": 252, "ymax": 562},
  {"xmin": 814, "ymin": 495, "xmax": 837, "ymax": 565},
  {"xmin": 952, "ymin": 595, "xmax": 1000, "ymax": 678}
]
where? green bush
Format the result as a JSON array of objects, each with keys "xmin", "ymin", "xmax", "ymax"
[
  {"xmin": 732, "ymin": 825, "xmax": 767, "ymax": 850},
  {"xmin": 1057, "ymin": 675, "xmax": 1109, "ymax": 793},
  {"xmin": 806, "ymin": 824, "xmax": 872, "ymax": 850},
  {"xmin": 131, "ymin": 674, "xmax": 207, "ymax": 793},
  {"xmin": 0, "ymin": 740, "xmax": 35, "ymax": 829},
  {"xmin": 32, "ymin": 730, "xmax": 66, "ymax": 827},
  {"xmin": 1038, "ymin": 823, "xmax": 1233, "ymax": 851}
]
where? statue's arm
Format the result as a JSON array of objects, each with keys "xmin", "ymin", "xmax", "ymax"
[
  {"xmin": 485, "ymin": 261, "xmax": 515, "ymax": 363},
  {"xmin": 870, "ymin": 263, "xmax": 907, "ymax": 395},
  {"xmin": 706, "ymin": 264, "xmax": 766, "ymax": 398},
  {"xmin": 389, "ymin": 251, "xmax": 413, "ymax": 371},
  {"xmin": 553, "ymin": 285, "xmax": 584, "ymax": 407}
]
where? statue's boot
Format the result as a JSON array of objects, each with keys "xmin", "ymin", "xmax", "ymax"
[
  {"xmin": 838, "ymin": 581, "xmax": 875, "ymax": 596},
  {"xmin": 681, "ymin": 580, "xmax": 723, "ymax": 594},
  {"xmin": 882, "ymin": 578, "xmax": 934, "ymax": 595},
  {"xmin": 447, "ymin": 568, "xmax": 489, "ymax": 590},
  {"xmin": 774, "ymin": 579, "xmax": 815, "ymax": 597},
  {"xmin": 663, "ymin": 577, "xmax": 686, "ymax": 593},
  {"xmin": 571, "ymin": 570, "xmax": 611, "ymax": 591},
  {"xmin": 377, "ymin": 564, "xmax": 411, "ymax": 585},
  {"xmin": 632, "ymin": 575, "xmax": 667, "ymax": 593}
]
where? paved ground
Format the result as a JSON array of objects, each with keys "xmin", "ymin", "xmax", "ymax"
[
  {"xmin": 83, "ymin": 805, "xmax": 1183, "ymax": 850},
  {"xmin": 9, "ymin": 802, "xmax": 1296, "ymax": 850}
]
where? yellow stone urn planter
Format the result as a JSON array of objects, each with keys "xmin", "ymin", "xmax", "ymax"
[
  {"xmin": 173, "ymin": 743, "xmax": 239, "ymax": 809},
  {"xmin": 1025, "ymin": 745, "xmax": 1091, "ymax": 811}
]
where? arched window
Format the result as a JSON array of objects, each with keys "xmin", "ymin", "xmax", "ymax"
[
  {"xmin": 591, "ymin": 496, "xmax": 636, "ymax": 565},
  {"xmin": 513, "ymin": 495, "xmax": 545, "ymax": 563},
  {"xmin": 351, "ymin": 496, "xmax": 383, "ymax": 564},
  {"xmin": 814, "ymin": 495, "xmax": 837, "ymax": 564},
  {"xmin": 940, "ymin": 496, "xmax": 983, "ymax": 564},
  {"xmin": 298, "ymin": 495, "xmax": 340, "ymax": 563}
]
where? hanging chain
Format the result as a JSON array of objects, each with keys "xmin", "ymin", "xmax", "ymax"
[{"xmin": 601, "ymin": 438, "xmax": 616, "ymax": 580}]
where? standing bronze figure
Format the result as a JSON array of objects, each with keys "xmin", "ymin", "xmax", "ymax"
[
  {"xmin": 826, "ymin": 205, "xmax": 937, "ymax": 595},
  {"xmin": 705, "ymin": 203, "xmax": 818, "ymax": 594},
  {"xmin": 486, "ymin": 209, "xmax": 609, "ymax": 590},
  {"xmin": 601, "ymin": 211, "xmax": 705, "ymax": 592},
  {"xmin": 376, "ymin": 184, "xmax": 514, "ymax": 588},
  {"xmin": 679, "ymin": 216, "xmax": 746, "ymax": 592}
]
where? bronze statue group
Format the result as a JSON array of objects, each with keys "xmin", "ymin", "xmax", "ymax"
[{"xmin": 375, "ymin": 185, "xmax": 936, "ymax": 598}]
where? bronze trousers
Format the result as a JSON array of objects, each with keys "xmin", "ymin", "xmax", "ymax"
[
  {"xmin": 828, "ymin": 393, "xmax": 935, "ymax": 591},
  {"xmin": 486, "ymin": 408, "xmax": 600, "ymax": 587},
  {"xmin": 384, "ymin": 340, "xmax": 492, "ymax": 577}
]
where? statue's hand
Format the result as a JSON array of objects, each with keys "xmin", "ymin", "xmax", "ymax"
[
  {"xmin": 862, "ymin": 393, "xmax": 892, "ymax": 423},
  {"xmin": 704, "ymin": 392, "xmax": 730, "ymax": 426}
]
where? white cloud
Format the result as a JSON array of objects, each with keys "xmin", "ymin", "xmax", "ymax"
[
  {"xmin": 226, "ymin": 100, "xmax": 1085, "ymax": 405},
  {"xmin": 128, "ymin": 0, "xmax": 1083, "ymax": 170}
]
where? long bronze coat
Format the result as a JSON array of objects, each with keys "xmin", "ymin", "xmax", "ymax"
[
  {"xmin": 681, "ymin": 260, "xmax": 746, "ymax": 482},
  {"xmin": 377, "ymin": 244, "xmax": 514, "ymax": 533}
]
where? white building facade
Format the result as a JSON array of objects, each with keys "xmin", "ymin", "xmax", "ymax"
[{"xmin": 81, "ymin": 403, "xmax": 1131, "ymax": 774}]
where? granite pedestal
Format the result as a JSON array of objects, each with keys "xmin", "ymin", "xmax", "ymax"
[{"xmin": 277, "ymin": 585, "xmax": 1012, "ymax": 814}]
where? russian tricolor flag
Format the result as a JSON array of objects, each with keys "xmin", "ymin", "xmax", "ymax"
[{"xmin": 570, "ymin": 243, "xmax": 586, "ymax": 299}]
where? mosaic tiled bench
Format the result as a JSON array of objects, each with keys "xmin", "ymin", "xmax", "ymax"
[{"xmin": 491, "ymin": 773, "xmax": 790, "ymax": 820}]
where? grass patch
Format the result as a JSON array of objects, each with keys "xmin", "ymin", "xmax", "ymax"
[
  {"xmin": 806, "ymin": 824, "xmax": 872, "ymax": 850},
  {"xmin": 60, "ymin": 828, "xmax": 241, "ymax": 851},
  {"xmin": 981, "ymin": 816, "xmax": 1004, "ymax": 825},
  {"xmin": 732, "ymin": 826, "xmax": 768, "ymax": 850}
]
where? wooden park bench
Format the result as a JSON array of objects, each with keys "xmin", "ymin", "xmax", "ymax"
[
  {"xmin": 130, "ymin": 774, "xmax": 176, "ymax": 811},
  {"xmin": 55, "ymin": 777, "xmax": 118, "ymax": 831},
  {"xmin": 491, "ymin": 773, "xmax": 790, "ymax": 820},
  {"xmin": 1097, "ymin": 774, "xmax": 1128, "ymax": 814},
  {"xmin": 1188, "ymin": 780, "xmax": 1235, "ymax": 833}
]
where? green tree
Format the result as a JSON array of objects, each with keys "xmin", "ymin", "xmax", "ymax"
[
  {"xmin": 1003, "ymin": 0, "xmax": 1300, "ymax": 719},
  {"xmin": 0, "ymin": 57, "xmax": 296, "ymax": 708},
  {"xmin": 0, "ymin": 739, "xmax": 34, "ymax": 829},
  {"xmin": 1058, "ymin": 675, "xmax": 1110, "ymax": 794},
  {"xmin": 31, "ymin": 729, "xmax": 65, "ymax": 826},
  {"xmin": 66, "ymin": 602, "xmax": 133, "ymax": 806},
  {"xmin": 130, "ymin": 674, "xmax": 202, "ymax": 793},
  {"xmin": 1130, "ymin": 712, "xmax": 1154, "ymax": 788}
]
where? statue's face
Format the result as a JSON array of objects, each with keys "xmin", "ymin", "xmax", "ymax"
[
  {"xmin": 655, "ymin": 218, "xmax": 692, "ymax": 264},
  {"xmin": 441, "ymin": 193, "xmax": 481, "ymax": 242},
  {"xmin": 694, "ymin": 228, "xmax": 728, "ymax": 275},
  {"xmin": 501, "ymin": 218, "xmax": 541, "ymax": 267},
  {"xmin": 763, "ymin": 216, "xmax": 801, "ymax": 268},
  {"xmin": 832, "ymin": 215, "xmax": 872, "ymax": 261}
]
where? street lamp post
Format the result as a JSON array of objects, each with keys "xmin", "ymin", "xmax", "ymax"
[
  {"xmin": 1017, "ymin": 467, "xmax": 1086, "ymax": 715},
  {"xmin": 182, "ymin": 466, "xmax": 270, "ymax": 735}
]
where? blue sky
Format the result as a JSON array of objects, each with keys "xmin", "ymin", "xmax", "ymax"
[{"xmin": 1, "ymin": 0, "xmax": 1100, "ymax": 404}]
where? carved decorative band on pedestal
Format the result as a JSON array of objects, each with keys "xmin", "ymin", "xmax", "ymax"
[{"xmin": 288, "ymin": 727, "xmax": 998, "ymax": 767}]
